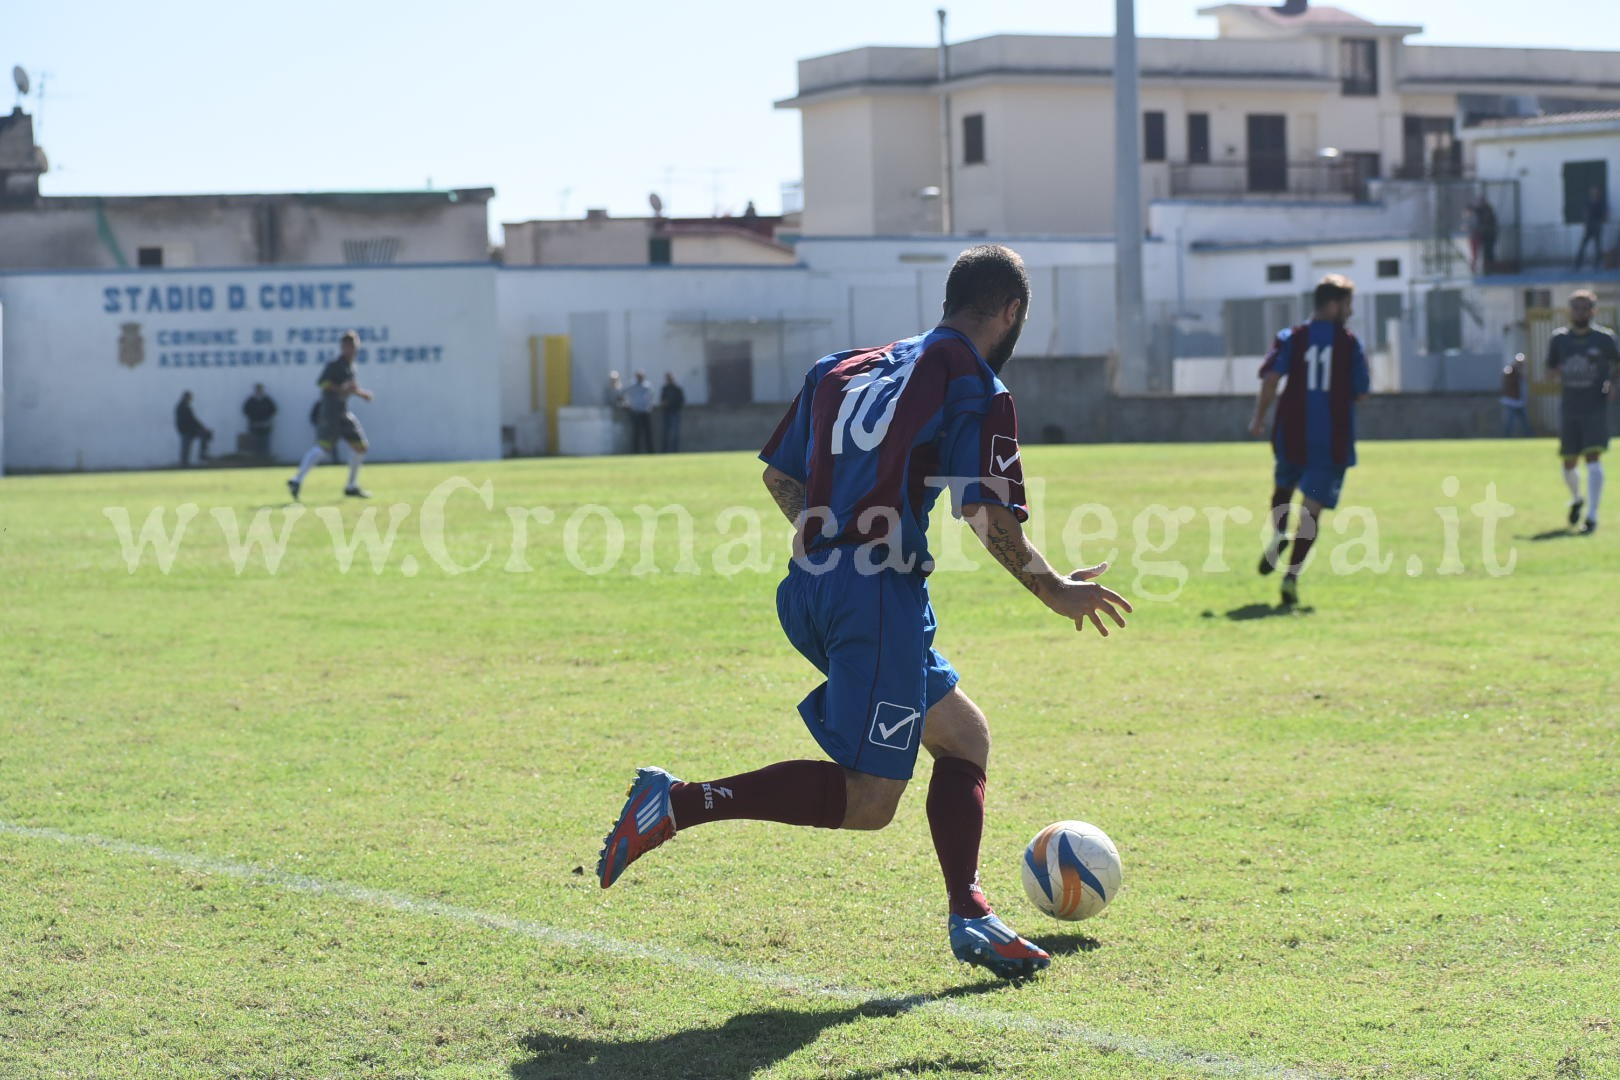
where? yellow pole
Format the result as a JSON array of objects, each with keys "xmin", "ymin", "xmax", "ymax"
[{"xmin": 542, "ymin": 335, "xmax": 571, "ymax": 455}]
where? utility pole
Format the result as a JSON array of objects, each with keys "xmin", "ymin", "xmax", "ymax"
[
  {"xmin": 937, "ymin": 9, "xmax": 954, "ymax": 235},
  {"xmin": 1113, "ymin": 0, "xmax": 1149, "ymax": 393}
]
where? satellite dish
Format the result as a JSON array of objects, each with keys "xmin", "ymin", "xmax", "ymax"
[
  {"xmin": 648, "ymin": 192, "xmax": 664, "ymax": 215},
  {"xmin": 13, "ymin": 66, "xmax": 29, "ymax": 96}
]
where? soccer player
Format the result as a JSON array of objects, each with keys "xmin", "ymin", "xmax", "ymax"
[
  {"xmin": 1547, "ymin": 290, "xmax": 1619, "ymax": 533},
  {"xmin": 1248, "ymin": 274, "xmax": 1371, "ymax": 606},
  {"xmin": 595, "ymin": 244, "xmax": 1132, "ymax": 979},
  {"xmin": 287, "ymin": 331, "xmax": 374, "ymax": 501}
]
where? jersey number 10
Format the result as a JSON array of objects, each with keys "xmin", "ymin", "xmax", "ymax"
[{"xmin": 832, "ymin": 362, "xmax": 915, "ymax": 455}]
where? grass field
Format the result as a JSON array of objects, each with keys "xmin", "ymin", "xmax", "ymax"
[{"xmin": 2, "ymin": 441, "xmax": 1616, "ymax": 1080}]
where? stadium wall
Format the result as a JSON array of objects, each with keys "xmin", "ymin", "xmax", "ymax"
[{"xmin": 0, "ymin": 264, "xmax": 499, "ymax": 473}]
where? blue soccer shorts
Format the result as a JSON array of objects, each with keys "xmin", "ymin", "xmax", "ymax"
[
  {"xmin": 776, "ymin": 555, "xmax": 959, "ymax": 781},
  {"xmin": 1275, "ymin": 458, "xmax": 1347, "ymax": 510}
]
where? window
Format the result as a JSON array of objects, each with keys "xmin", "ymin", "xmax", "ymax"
[
  {"xmin": 1426, "ymin": 289, "xmax": 1463, "ymax": 353},
  {"xmin": 648, "ymin": 236, "xmax": 672, "ymax": 265},
  {"xmin": 1187, "ymin": 113, "xmax": 1211, "ymax": 165},
  {"xmin": 1143, "ymin": 111, "xmax": 1166, "ymax": 163},
  {"xmin": 137, "ymin": 247, "xmax": 163, "ymax": 268},
  {"xmin": 1402, "ymin": 116, "xmax": 1459, "ymax": 179},
  {"xmin": 342, "ymin": 238, "xmax": 401, "ymax": 265},
  {"xmin": 1373, "ymin": 293, "xmax": 1403, "ymax": 350},
  {"xmin": 963, "ymin": 114, "xmax": 985, "ymax": 165},
  {"xmin": 705, "ymin": 341, "xmax": 753, "ymax": 405},
  {"xmin": 1562, "ymin": 160, "xmax": 1608, "ymax": 225},
  {"xmin": 1377, "ymin": 258, "xmax": 1401, "ymax": 278},
  {"xmin": 1340, "ymin": 38, "xmax": 1378, "ymax": 96},
  {"xmin": 1266, "ymin": 263, "xmax": 1293, "ymax": 283}
]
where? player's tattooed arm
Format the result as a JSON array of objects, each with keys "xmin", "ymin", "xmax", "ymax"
[
  {"xmin": 964, "ymin": 502, "xmax": 1053, "ymax": 597},
  {"xmin": 762, "ymin": 465, "xmax": 806, "ymax": 525}
]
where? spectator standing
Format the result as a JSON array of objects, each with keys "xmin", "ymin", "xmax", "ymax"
[
  {"xmin": 660, "ymin": 372, "xmax": 686, "ymax": 452},
  {"xmin": 1500, "ymin": 352, "xmax": 1531, "ymax": 437},
  {"xmin": 623, "ymin": 370, "xmax": 656, "ymax": 454},
  {"xmin": 1468, "ymin": 195, "xmax": 1498, "ymax": 274},
  {"xmin": 175, "ymin": 391, "xmax": 213, "ymax": 467},
  {"xmin": 242, "ymin": 383, "xmax": 278, "ymax": 458},
  {"xmin": 1574, "ymin": 186, "xmax": 1608, "ymax": 270}
]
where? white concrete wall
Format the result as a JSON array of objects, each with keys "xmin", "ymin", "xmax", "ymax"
[
  {"xmin": 494, "ymin": 236, "xmax": 1164, "ymax": 431},
  {"xmin": 0, "ymin": 265, "xmax": 499, "ymax": 472}
]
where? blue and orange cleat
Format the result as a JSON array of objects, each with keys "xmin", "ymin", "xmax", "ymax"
[
  {"xmin": 949, "ymin": 912, "xmax": 1051, "ymax": 979},
  {"xmin": 597, "ymin": 767, "xmax": 680, "ymax": 889}
]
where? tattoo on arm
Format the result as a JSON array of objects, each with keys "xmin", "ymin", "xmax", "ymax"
[
  {"xmin": 767, "ymin": 475, "xmax": 806, "ymax": 525},
  {"xmin": 978, "ymin": 511, "xmax": 1044, "ymax": 597}
]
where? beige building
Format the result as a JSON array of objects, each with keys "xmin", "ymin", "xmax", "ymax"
[
  {"xmin": 502, "ymin": 209, "xmax": 797, "ymax": 266},
  {"xmin": 778, "ymin": 3, "xmax": 1620, "ymax": 237}
]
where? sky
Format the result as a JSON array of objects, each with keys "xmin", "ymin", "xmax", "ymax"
[{"xmin": 12, "ymin": 0, "xmax": 1620, "ymax": 237}]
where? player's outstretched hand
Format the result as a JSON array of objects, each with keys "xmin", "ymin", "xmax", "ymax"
[
  {"xmin": 1047, "ymin": 563, "xmax": 1132, "ymax": 637},
  {"xmin": 1247, "ymin": 418, "xmax": 1266, "ymax": 438}
]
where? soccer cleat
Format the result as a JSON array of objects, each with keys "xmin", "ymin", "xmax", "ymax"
[
  {"xmin": 1279, "ymin": 576, "xmax": 1299, "ymax": 607},
  {"xmin": 344, "ymin": 486, "xmax": 372, "ymax": 499},
  {"xmin": 949, "ymin": 912, "xmax": 1051, "ymax": 980},
  {"xmin": 1569, "ymin": 499, "xmax": 1585, "ymax": 526},
  {"xmin": 597, "ymin": 767, "xmax": 680, "ymax": 889},
  {"xmin": 287, "ymin": 478, "xmax": 301, "ymax": 502},
  {"xmin": 1582, "ymin": 519, "xmax": 1598, "ymax": 535},
  {"xmin": 1258, "ymin": 535, "xmax": 1290, "ymax": 576}
]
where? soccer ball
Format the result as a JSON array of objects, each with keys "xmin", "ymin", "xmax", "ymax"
[{"xmin": 1020, "ymin": 820, "xmax": 1122, "ymax": 921}]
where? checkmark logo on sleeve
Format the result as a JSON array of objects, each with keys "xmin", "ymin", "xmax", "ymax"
[{"xmin": 990, "ymin": 435, "xmax": 1021, "ymax": 478}]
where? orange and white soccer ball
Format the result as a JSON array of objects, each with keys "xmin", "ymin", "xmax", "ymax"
[{"xmin": 1020, "ymin": 820, "xmax": 1122, "ymax": 921}]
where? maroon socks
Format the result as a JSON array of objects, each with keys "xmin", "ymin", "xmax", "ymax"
[
  {"xmin": 671, "ymin": 760, "xmax": 846, "ymax": 830},
  {"xmin": 927, "ymin": 756, "xmax": 992, "ymax": 918}
]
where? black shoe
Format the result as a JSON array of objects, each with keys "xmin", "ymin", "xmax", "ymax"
[
  {"xmin": 1258, "ymin": 536, "xmax": 1290, "ymax": 576},
  {"xmin": 1582, "ymin": 519, "xmax": 1597, "ymax": 534},
  {"xmin": 287, "ymin": 478, "xmax": 301, "ymax": 502},
  {"xmin": 344, "ymin": 486, "xmax": 372, "ymax": 498},
  {"xmin": 1279, "ymin": 576, "xmax": 1299, "ymax": 607},
  {"xmin": 1569, "ymin": 499, "xmax": 1585, "ymax": 526}
]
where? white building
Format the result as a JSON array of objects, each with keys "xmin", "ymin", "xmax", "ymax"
[
  {"xmin": 778, "ymin": 3, "xmax": 1620, "ymax": 237},
  {"xmin": 1463, "ymin": 110, "xmax": 1619, "ymax": 272}
]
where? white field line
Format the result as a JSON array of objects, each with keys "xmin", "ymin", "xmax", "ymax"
[{"xmin": 1, "ymin": 820, "xmax": 1331, "ymax": 1080}]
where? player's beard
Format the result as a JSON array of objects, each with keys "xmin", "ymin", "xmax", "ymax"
[{"xmin": 986, "ymin": 320, "xmax": 1023, "ymax": 374}]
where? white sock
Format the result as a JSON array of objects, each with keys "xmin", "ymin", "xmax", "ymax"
[
  {"xmin": 1587, "ymin": 461, "xmax": 1604, "ymax": 522},
  {"xmin": 1564, "ymin": 467, "xmax": 1581, "ymax": 502},
  {"xmin": 293, "ymin": 445, "xmax": 326, "ymax": 484},
  {"xmin": 347, "ymin": 454, "xmax": 364, "ymax": 489}
]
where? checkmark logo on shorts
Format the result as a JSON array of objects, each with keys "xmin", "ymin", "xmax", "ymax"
[
  {"xmin": 990, "ymin": 435, "xmax": 1021, "ymax": 478},
  {"xmin": 869, "ymin": 702, "xmax": 921, "ymax": 750}
]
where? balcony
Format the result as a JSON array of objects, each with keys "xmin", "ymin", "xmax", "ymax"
[{"xmin": 1168, "ymin": 160, "xmax": 1361, "ymax": 200}]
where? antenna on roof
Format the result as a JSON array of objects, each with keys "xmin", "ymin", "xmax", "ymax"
[
  {"xmin": 1275, "ymin": 0, "xmax": 1308, "ymax": 14},
  {"xmin": 12, "ymin": 65, "xmax": 29, "ymax": 104}
]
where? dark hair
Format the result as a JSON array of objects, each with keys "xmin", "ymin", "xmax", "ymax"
[
  {"xmin": 1313, "ymin": 274, "xmax": 1355, "ymax": 309},
  {"xmin": 943, "ymin": 244, "xmax": 1029, "ymax": 320}
]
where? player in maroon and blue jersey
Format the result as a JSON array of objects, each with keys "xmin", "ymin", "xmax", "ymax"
[
  {"xmin": 595, "ymin": 245, "xmax": 1132, "ymax": 979},
  {"xmin": 1248, "ymin": 274, "xmax": 1371, "ymax": 606}
]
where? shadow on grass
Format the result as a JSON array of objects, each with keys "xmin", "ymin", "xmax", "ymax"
[
  {"xmin": 1205, "ymin": 603, "xmax": 1316, "ymax": 621},
  {"xmin": 1028, "ymin": 931, "xmax": 1103, "ymax": 957},
  {"xmin": 511, "ymin": 982, "xmax": 1010, "ymax": 1080},
  {"xmin": 1521, "ymin": 528, "xmax": 1588, "ymax": 542}
]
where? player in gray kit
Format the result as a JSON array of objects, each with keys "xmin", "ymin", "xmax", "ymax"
[
  {"xmin": 287, "ymin": 330, "xmax": 375, "ymax": 501},
  {"xmin": 1546, "ymin": 290, "xmax": 1619, "ymax": 533}
]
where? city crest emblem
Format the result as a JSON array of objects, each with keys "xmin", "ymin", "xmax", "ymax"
[{"xmin": 118, "ymin": 322, "xmax": 145, "ymax": 369}]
